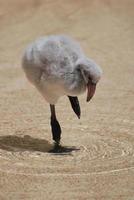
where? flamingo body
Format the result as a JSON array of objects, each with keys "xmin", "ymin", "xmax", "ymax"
[
  {"xmin": 22, "ymin": 35, "xmax": 102, "ymax": 148},
  {"xmin": 22, "ymin": 35, "xmax": 101, "ymax": 104}
]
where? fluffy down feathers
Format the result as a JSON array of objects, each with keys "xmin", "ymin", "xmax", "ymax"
[{"xmin": 22, "ymin": 35, "xmax": 102, "ymax": 104}]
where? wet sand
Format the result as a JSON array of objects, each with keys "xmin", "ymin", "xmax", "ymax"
[{"xmin": 0, "ymin": 0, "xmax": 134, "ymax": 199}]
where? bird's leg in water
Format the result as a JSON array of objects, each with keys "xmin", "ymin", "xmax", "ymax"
[
  {"xmin": 50, "ymin": 104, "xmax": 61, "ymax": 148},
  {"xmin": 68, "ymin": 96, "xmax": 81, "ymax": 119}
]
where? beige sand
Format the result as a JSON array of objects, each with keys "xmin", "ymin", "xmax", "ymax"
[{"xmin": 0, "ymin": 0, "xmax": 134, "ymax": 199}]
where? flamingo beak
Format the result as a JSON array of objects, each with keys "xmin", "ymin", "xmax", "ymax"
[{"xmin": 86, "ymin": 81, "xmax": 96, "ymax": 102}]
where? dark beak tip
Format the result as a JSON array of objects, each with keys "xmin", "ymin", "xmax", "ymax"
[
  {"xmin": 87, "ymin": 82, "xmax": 96, "ymax": 103},
  {"xmin": 86, "ymin": 98, "xmax": 89, "ymax": 102},
  {"xmin": 86, "ymin": 97, "xmax": 91, "ymax": 102}
]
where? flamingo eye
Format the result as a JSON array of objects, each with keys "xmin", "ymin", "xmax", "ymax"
[
  {"xmin": 88, "ymin": 76, "xmax": 92, "ymax": 81},
  {"xmin": 88, "ymin": 76, "xmax": 96, "ymax": 85}
]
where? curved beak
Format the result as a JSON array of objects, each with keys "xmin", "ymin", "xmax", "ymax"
[{"xmin": 86, "ymin": 81, "xmax": 96, "ymax": 102}]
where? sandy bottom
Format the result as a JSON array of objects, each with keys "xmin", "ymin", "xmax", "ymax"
[{"xmin": 0, "ymin": 0, "xmax": 134, "ymax": 199}]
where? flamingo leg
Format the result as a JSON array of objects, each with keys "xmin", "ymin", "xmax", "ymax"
[
  {"xmin": 50, "ymin": 104, "xmax": 61, "ymax": 146},
  {"xmin": 68, "ymin": 96, "xmax": 81, "ymax": 119}
]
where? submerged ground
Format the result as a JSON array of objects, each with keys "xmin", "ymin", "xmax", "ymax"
[{"xmin": 0, "ymin": 0, "xmax": 134, "ymax": 199}]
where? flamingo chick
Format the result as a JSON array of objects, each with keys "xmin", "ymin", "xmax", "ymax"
[{"xmin": 22, "ymin": 35, "xmax": 102, "ymax": 149}]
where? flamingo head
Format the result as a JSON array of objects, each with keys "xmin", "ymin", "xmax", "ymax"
[{"xmin": 76, "ymin": 57, "xmax": 102, "ymax": 102}]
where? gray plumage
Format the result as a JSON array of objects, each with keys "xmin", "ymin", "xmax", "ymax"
[{"xmin": 22, "ymin": 35, "xmax": 102, "ymax": 104}]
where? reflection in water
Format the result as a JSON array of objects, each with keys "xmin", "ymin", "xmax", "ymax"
[{"xmin": 49, "ymin": 144, "xmax": 80, "ymax": 155}]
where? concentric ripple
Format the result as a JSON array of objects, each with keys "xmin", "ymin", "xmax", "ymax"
[{"xmin": 0, "ymin": 134, "xmax": 134, "ymax": 175}]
